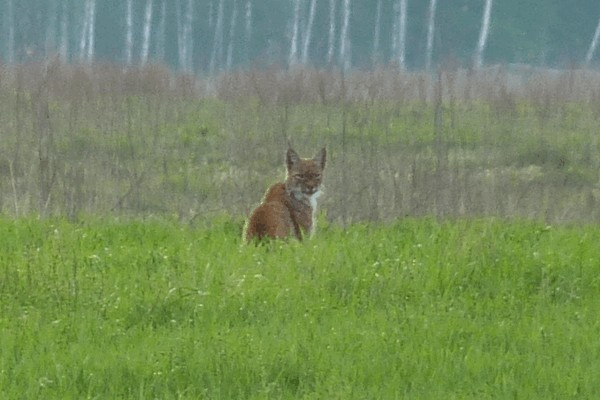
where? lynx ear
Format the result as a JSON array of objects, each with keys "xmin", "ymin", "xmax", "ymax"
[
  {"xmin": 287, "ymin": 148, "xmax": 300, "ymax": 170},
  {"xmin": 314, "ymin": 147, "xmax": 326, "ymax": 169}
]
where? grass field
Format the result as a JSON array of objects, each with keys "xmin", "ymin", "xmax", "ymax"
[
  {"xmin": 1, "ymin": 216, "xmax": 599, "ymax": 399},
  {"xmin": 2, "ymin": 63, "xmax": 600, "ymax": 223}
]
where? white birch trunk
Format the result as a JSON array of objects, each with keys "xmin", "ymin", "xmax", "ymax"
[
  {"xmin": 176, "ymin": 0, "xmax": 184, "ymax": 68},
  {"xmin": 425, "ymin": 0, "xmax": 437, "ymax": 71},
  {"xmin": 585, "ymin": 15, "xmax": 600, "ymax": 66},
  {"xmin": 177, "ymin": 0, "xmax": 193, "ymax": 71},
  {"xmin": 156, "ymin": 0, "xmax": 166, "ymax": 61},
  {"xmin": 226, "ymin": 0, "xmax": 239, "ymax": 70},
  {"xmin": 125, "ymin": 0, "xmax": 134, "ymax": 65},
  {"xmin": 59, "ymin": 0, "xmax": 69, "ymax": 62},
  {"xmin": 327, "ymin": 0, "xmax": 336, "ymax": 65},
  {"xmin": 154, "ymin": 0, "xmax": 167, "ymax": 61},
  {"xmin": 45, "ymin": 0, "xmax": 58, "ymax": 57},
  {"xmin": 184, "ymin": 0, "xmax": 194, "ymax": 71},
  {"xmin": 391, "ymin": 3, "xmax": 398, "ymax": 60},
  {"xmin": 289, "ymin": 0, "xmax": 302, "ymax": 66},
  {"xmin": 210, "ymin": 0, "xmax": 224, "ymax": 74},
  {"xmin": 244, "ymin": 0, "xmax": 252, "ymax": 62},
  {"xmin": 339, "ymin": 0, "xmax": 351, "ymax": 70},
  {"xmin": 86, "ymin": 0, "xmax": 96, "ymax": 63},
  {"xmin": 397, "ymin": 0, "xmax": 407, "ymax": 69},
  {"xmin": 79, "ymin": 0, "xmax": 91, "ymax": 61},
  {"xmin": 372, "ymin": 0, "xmax": 382, "ymax": 64},
  {"xmin": 7, "ymin": 0, "xmax": 15, "ymax": 63},
  {"xmin": 140, "ymin": 0, "xmax": 154, "ymax": 65},
  {"xmin": 474, "ymin": 0, "xmax": 493, "ymax": 69},
  {"xmin": 301, "ymin": 0, "xmax": 318, "ymax": 64},
  {"xmin": 245, "ymin": 0, "xmax": 252, "ymax": 43}
]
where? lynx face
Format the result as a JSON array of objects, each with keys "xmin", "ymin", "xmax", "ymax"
[{"xmin": 286, "ymin": 148, "xmax": 326, "ymax": 206}]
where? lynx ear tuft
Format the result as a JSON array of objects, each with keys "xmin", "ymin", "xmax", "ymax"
[
  {"xmin": 287, "ymin": 148, "xmax": 300, "ymax": 170},
  {"xmin": 314, "ymin": 147, "xmax": 326, "ymax": 169}
]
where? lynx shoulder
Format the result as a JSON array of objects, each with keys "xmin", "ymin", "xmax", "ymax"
[{"xmin": 244, "ymin": 147, "xmax": 326, "ymax": 242}]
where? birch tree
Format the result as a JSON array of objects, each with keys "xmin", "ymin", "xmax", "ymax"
[
  {"xmin": 79, "ymin": 0, "xmax": 96, "ymax": 63},
  {"xmin": 339, "ymin": 0, "xmax": 351, "ymax": 70},
  {"xmin": 585, "ymin": 15, "xmax": 600, "ymax": 66},
  {"xmin": 474, "ymin": 0, "xmax": 493, "ymax": 69},
  {"xmin": 140, "ymin": 0, "xmax": 154, "ymax": 65},
  {"xmin": 177, "ymin": 0, "xmax": 194, "ymax": 72},
  {"xmin": 226, "ymin": 0, "xmax": 239, "ymax": 70},
  {"xmin": 301, "ymin": 0, "xmax": 318, "ymax": 64},
  {"xmin": 244, "ymin": 0, "xmax": 252, "ymax": 62},
  {"xmin": 125, "ymin": 0, "xmax": 134, "ymax": 65},
  {"xmin": 156, "ymin": 0, "xmax": 167, "ymax": 62},
  {"xmin": 425, "ymin": 0, "xmax": 437, "ymax": 71},
  {"xmin": 327, "ymin": 0, "xmax": 336, "ymax": 65},
  {"xmin": 79, "ymin": 1, "xmax": 90, "ymax": 61},
  {"xmin": 372, "ymin": 0, "xmax": 382, "ymax": 64},
  {"xmin": 7, "ymin": 0, "xmax": 15, "ymax": 63},
  {"xmin": 397, "ymin": 0, "xmax": 407, "ymax": 69},
  {"xmin": 185, "ymin": 0, "xmax": 194, "ymax": 72},
  {"xmin": 45, "ymin": 0, "xmax": 58, "ymax": 56},
  {"xmin": 245, "ymin": 0, "xmax": 252, "ymax": 42},
  {"xmin": 86, "ymin": 0, "xmax": 96, "ymax": 63},
  {"xmin": 176, "ymin": 0, "xmax": 184, "ymax": 68},
  {"xmin": 184, "ymin": 0, "xmax": 194, "ymax": 71},
  {"xmin": 289, "ymin": 0, "xmax": 302, "ymax": 66},
  {"xmin": 209, "ymin": 0, "xmax": 224, "ymax": 73},
  {"xmin": 59, "ymin": 0, "xmax": 69, "ymax": 62}
]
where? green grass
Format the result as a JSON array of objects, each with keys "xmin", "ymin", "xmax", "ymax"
[{"xmin": 1, "ymin": 216, "xmax": 599, "ymax": 399}]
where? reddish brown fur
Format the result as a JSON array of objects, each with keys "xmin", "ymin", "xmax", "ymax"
[{"xmin": 244, "ymin": 147, "xmax": 326, "ymax": 242}]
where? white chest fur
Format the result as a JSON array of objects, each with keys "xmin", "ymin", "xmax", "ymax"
[{"xmin": 308, "ymin": 189, "xmax": 322, "ymax": 236}]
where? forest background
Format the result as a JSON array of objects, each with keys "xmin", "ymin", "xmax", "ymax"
[{"xmin": 3, "ymin": 0, "xmax": 600, "ymax": 72}]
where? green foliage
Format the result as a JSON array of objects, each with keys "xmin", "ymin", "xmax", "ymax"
[{"xmin": 1, "ymin": 217, "xmax": 599, "ymax": 398}]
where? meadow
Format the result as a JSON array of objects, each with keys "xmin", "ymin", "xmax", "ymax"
[
  {"xmin": 1, "ymin": 216, "xmax": 599, "ymax": 399},
  {"xmin": 1, "ymin": 62, "xmax": 600, "ymax": 398},
  {"xmin": 1, "ymin": 63, "xmax": 600, "ymax": 223}
]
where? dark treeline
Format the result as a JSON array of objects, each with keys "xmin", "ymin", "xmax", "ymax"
[{"xmin": 2, "ymin": 0, "xmax": 600, "ymax": 73}]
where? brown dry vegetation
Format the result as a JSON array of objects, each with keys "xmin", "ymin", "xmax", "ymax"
[{"xmin": 1, "ymin": 60, "xmax": 600, "ymax": 224}]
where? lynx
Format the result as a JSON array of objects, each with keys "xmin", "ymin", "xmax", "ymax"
[{"xmin": 244, "ymin": 147, "xmax": 327, "ymax": 242}]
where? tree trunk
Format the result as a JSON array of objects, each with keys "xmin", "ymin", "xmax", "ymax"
[
  {"xmin": 59, "ymin": 0, "xmax": 69, "ymax": 62},
  {"xmin": 184, "ymin": 0, "xmax": 194, "ymax": 71},
  {"xmin": 289, "ymin": 0, "xmax": 302, "ymax": 66},
  {"xmin": 474, "ymin": 0, "xmax": 493, "ymax": 69},
  {"xmin": 176, "ymin": 0, "xmax": 184, "ymax": 68},
  {"xmin": 45, "ymin": 0, "xmax": 58, "ymax": 57},
  {"xmin": 156, "ymin": 0, "xmax": 167, "ymax": 62},
  {"xmin": 7, "ymin": 0, "xmax": 15, "ymax": 63},
  {"xmin": 372, "ymin": 0, "xmax": 382, "ymax": 64},
  {"xmin": 141, "ymin": 0, "xmax": 154, "ymax": 65},
  {"xmin": 327, "ymin": 0, "xmax": 336, "ymax": 65},
  {"xmin": 585, "ymin": 15, "xmax": 600, "ymax": 66},
  {"xmin": 301, "ymin": 0, "xmax": 318, "ymax": 65},
  {"xmin": 425, "ymin": 0, "xmax": 437, "ymax": 71},
  {"xmin": 86, "ymin": 0, "xmax": 96, "ymax": 63},
  {"xmin": 209, "ymin": 0, "xmax": 224, "ymax": 74},
  {"xmin": 339, "ymin": 0, "xmax": 351, "ymax": 70},
  {"xmin": 397, "ymin": 0, "xmax": 407, "ymax": 69},
  {"xmin": 226, "ymin": 0, "xmax": 239, "ymax": 70},
  {"xmin": 79, "ymin": 0, "xmax": 90, "ymax": 61},
  {"xmin": 125, "ymin": 0, "xmax": 134, "ymax": 65},
  {"xmin": 244, "ymin": 0, "xmax": 253, "ymax": 62}
]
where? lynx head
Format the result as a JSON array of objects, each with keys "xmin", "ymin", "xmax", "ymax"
[{"xmin": 285, "ymin": 147, "xmax": 326, "ymax": 206}]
